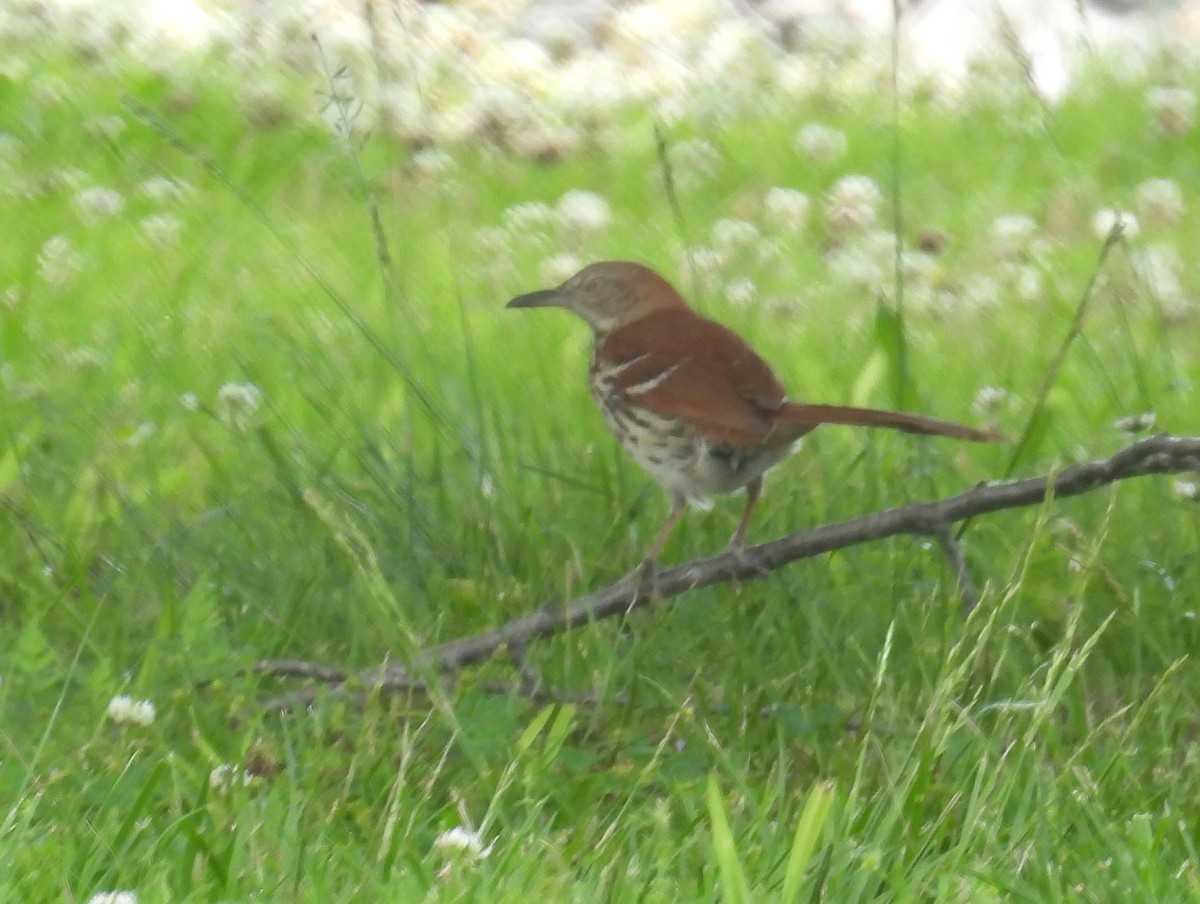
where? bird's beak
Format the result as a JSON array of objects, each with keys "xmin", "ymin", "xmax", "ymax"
[{"xmin": 507, "ymin": 288, "xmax": 564, "ymax": 309}]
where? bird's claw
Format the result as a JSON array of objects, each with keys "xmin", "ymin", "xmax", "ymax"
[{"xmin": 725, "ymin": 542, "xmax": 769, "ymax": 577}]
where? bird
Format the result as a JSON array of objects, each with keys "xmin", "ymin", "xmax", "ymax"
[{"xmin": 507, "ymin": 261, "xmax": 1003, "ymax": 570}]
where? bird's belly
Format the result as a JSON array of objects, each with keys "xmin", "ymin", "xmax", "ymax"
[
  {"xmin": 597, "ymin": 402, "xmax": 701, "ymax": 495},
  {"xmin": 692, "ymin": 439, "xmax": 796, "ymax": 495},
  {"xmin": 596, "ymin": 397, "xmax": 797, "ymax": 500}
]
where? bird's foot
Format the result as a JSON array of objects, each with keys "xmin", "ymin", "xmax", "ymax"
[{"xmin": 724, "ymin": 541, "xmax": 769, "ymax": 578}]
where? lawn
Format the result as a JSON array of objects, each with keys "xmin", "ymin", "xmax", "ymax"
[{"xmin": 1, "ymin": 11, "xmax": 1199, "ymax": 902}]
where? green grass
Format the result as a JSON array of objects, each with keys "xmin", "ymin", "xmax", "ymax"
[{"xmin": 1, "ymin": 41, "xmax": 1199, "ymax": 904}]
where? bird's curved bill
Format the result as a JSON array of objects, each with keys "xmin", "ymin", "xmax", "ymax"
[{"xmin": 507, "ymin": 289, "xmax": 562, "ymax": 309}]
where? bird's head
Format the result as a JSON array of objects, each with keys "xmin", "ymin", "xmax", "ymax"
[{"xmin": 507, "ymin": 261, "xmax": 688, "ymax": 335}]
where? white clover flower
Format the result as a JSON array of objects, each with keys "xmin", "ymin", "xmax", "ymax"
[
  {"xmin": 960, "ymin": 273, "xmax": 1001, "ymax": 311},
  {"xmin": 539, "ymin": 252, "xmax": 582, "ymax": 285},
  {"xmin": 411, "ymin": 148, "xmax": 455, "ymax": 177},
  {"xmin": 433, "ymin": 826, "xmax": 493, "ymax": 859},
  {"xmin": 1146, "ymin": 85, "xmax": 1196, "ymax": 136},
  {"xmin": 711, "ymin": 218, "xmax": 758, "ymax": 253},
  {"xmin": 1091, "ymin": 209, "xmax": 1139, "ymax": 241},
  {"xmin": 1160, "ymin": 294, "xmax": 1198, "ymax": 322},
  {"xmin": 217, "ymin": 382, "xmax": 263, "ymax": 430},
  {"xmin": 473, "ymin": 226, "xmax": 509, "ymax": 256},
  {"xmin": 611, "ymin": 3, "xmax": 677, "ymax": 48},
  {"xmin": 685, "ymin": 246, "xmax": 725, "ymax": 277},
  {"xmin": 37, "ymin": 235, "xmax": 83, "ymax": 287},
  {"xmin": 106, "ymin": 695, "xmax": 156, "ymax": 727},
  {"xmin": 825, "ymin": 175, "xmax": 883, "ymax": 236},
  {"xmin": 1133, "ymin": 243, "xmax": 1191, "ymax": 318},
  {"xmin": 417, "ymin": 4, "xmax": 476, "ymax": 53},
  {"xmin": 793, "ymin": 123, "xmax": 847, "ymax": 164},
  {"xmin": 989, "ymin": 214, "xmax": 1038, "ymax": 260},
  {"xmin": 502, "ymin": 201, "xmax": 557, "ymax": 235},
  {"xmin": 529, "ymin": 15, "xmax": 590, "ymax": 59},
  {"xmin": 477, "ymin": 38, "xmax": 553, "ymax": 93},
  {"xmin": 126, "ymin": 422, "xmax": 155, "ymax": 448},
  {"xmin": 1175, "ymin": 479, "xmax": 1199, "ymax": 502},
  {"xmin": 73, "ymin": 186, "xmax": 125, "ymax": 225},
  {"xmin": 763, "ymin": 187, "xmax": 809, "ymax": 233},
  {"xmin": 698, "ymin": 19, "xmax": 777, "ymax": 82},
  {"xmin": 973, "ymin": 386, "xmax": 1010, "ymax": 416},
  {"xmin": 551, "ymin": 55, "xmax": 626, "ymax": 121},
  {"xmin": 1015, "ymin": 266, "xmax": 1041, "ymax": 301},
  {"xmin": 181, "ymin": 392, "xmax": 200, "ymax": 412},
  {"xmin": 825, "ymin": 228, "xmax": 895, "ymax": 290},
  {"xmin": 901, "ymin": 249, "xmax": 937, "ymax": 285},
  {"xmin": 557, "ymin": 190, "xmax": 611, "ymax": 233},
  {"xmin": 382, "ymin": 89, "xmax": 436, "ymax": 146},
  {"xmin": 668, "ymin": 138, "xmax": 722, "ymax": 191},
  {"xmin": 998, "ymin": 262, "xmax": 1042, "ymax": 301},
  {"xmin": 776, "ymin": 56, "xmax": 817, "ymax": 98},
  {"xmin": 659, "ymin": 0, "xmax": 727, "ymax": 34},
  {"xmin": 138, "ymin": 176, "xmax": 193, "ymax": 203},
  {"xmin": 469, "ymin": 84, "xmax": 530, "ymax": 137},
  {"xmin": 678, "ymin": 246, "xmax": 726, "ymax": 293},
  {"xmin": 507, "ymin": 112, "xmax": 580, "ymax": 164},
  {"xmin": 140, "ymin": 214, "xmax": 181, "ymax": 248},
  {"xmin": 725, "ymin": 276, "xmax": 756, "ymax": 307},
  {"xmin": 1132, "ymin": 241, "xmax": 1190, "ymax": 304},
  {"xmin": 87, "ymin": 892, "xmax": 137, "ymax": 904},
  {"xmin": 1112, "ymin": 412, "xmax": 1156, "ymax": 433},
  {"xmin": 1134, "ymin": 179, "xmax": 1184, "ymax": 227}
]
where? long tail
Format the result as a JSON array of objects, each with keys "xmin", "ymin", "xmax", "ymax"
[{"xmin": 777, "ymin": 403, "xmax": 1005, "ymax": 443}]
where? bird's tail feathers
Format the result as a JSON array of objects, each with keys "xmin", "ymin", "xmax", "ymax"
[{"xmin": 777, "ymin": 403, "xmax": 1004, "ymax": 443}]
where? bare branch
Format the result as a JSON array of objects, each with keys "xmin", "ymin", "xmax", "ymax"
[
  {"xmin": 254, "ymin": 434, "xmax": 1199, "ymax": 708},
  {"xmin": 258, "ymin": 662, "xmax": 619, "ymax": 710}
]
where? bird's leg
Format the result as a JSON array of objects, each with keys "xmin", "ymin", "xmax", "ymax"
[
  {"xmin": 725, "ymin": 476, "xmax": 768, "ymax": 575},
  {"xmin": 628, "ymin": 493, "xmax": 687, "ymax": 598},
  {"xmin": 646, "ymin": 493, "xmax": 688, "ymax": 562},
  {"xmin": 729, "ymin": 476, "xmax": 762, "ymax": 550}
]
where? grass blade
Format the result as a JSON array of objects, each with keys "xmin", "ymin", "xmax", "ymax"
[
  {"xmin": 781, "ymin": 781, "xmax": 836, "ymax": 901},
  {"xmin": 707, "ymin": 773, "xmax": 751, "ymax": 904}
]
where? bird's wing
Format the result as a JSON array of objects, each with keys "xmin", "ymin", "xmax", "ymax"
[{"xmin": 599, "ymin": 310, "xmax": 788, "ymax": 446}]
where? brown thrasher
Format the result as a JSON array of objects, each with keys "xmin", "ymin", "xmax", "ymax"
[{"xmin": 508, "ymin": 261, "xmax": 1003, "ymax": 566}]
